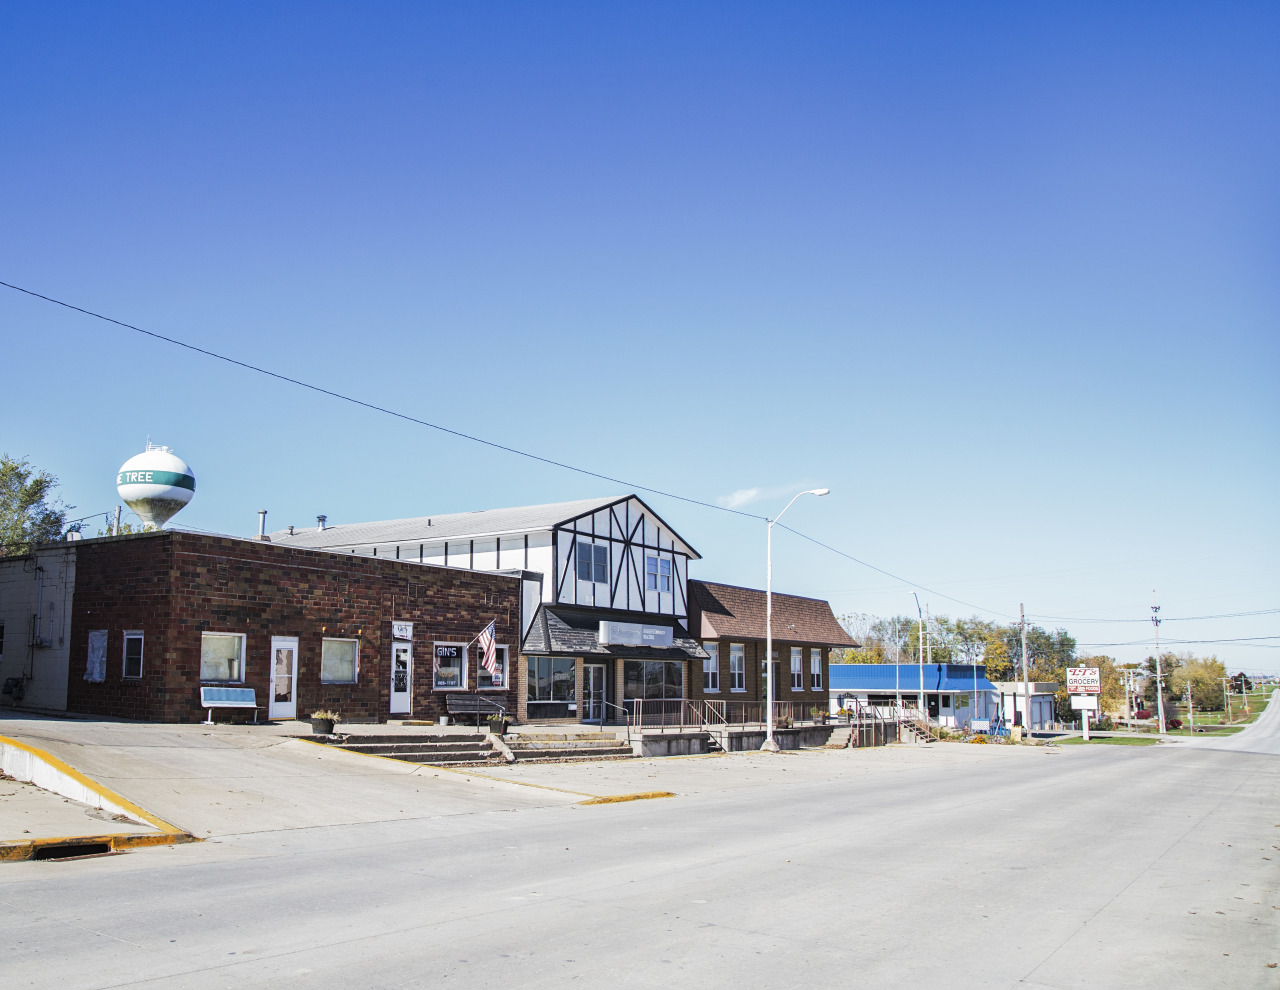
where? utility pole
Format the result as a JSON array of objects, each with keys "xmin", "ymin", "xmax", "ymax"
[
  {"xmin": 1152, "ymin": 591, "xmax": 1167, "ymax": 735},
  {"xmin": 912, "ymin": 593, "xmax": 925, "ymax": 715},
  {"xmin": 1186, "ymin": 683, "xmax": 1194, "ymax": 735},
  {"xmin": 1221, "ymin": 677, "xmax": 1232, "ymax": 723},
  {"xmin": 925, "ymin": 604, "xmax": 934, "ymax": 720},
  {"xmin": 1020, "ymin": 604, "xmax": 1030, "ymax": 734},
  {"xmin": 893, "ymin": 618, "xmax": 901, "ymax": 711}
]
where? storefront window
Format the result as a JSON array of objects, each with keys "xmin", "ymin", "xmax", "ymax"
[
  {"xmin": 434, "ymin": 643, "xmax": 466, "ymax": 690},
  {"xmin": 623, "ymin": 660, "xmax": 683, "ymax": 700},
  {"xmin": 527, "ymin": 656, "xmax": 575, "ymax": 702},
  {"xmin": 321, "ymin": 638, "xmax": 358, "ymax": 683},
  {"xmin": 200, "ymin": 632, "xmax": 245, "ymax": 682},
  {"xmin": 478, "ymin": 646, "xmax": 508, "ymax": 690}
]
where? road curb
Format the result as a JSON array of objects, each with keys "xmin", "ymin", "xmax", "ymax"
[{"xmin": 0, "ymin": 734, "xmax": 198, "ymax": 860}]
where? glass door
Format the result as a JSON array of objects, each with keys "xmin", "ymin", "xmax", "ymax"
[
  {"xmin": 269, "ymin": 636, "xmax": 298, "ymax": 720},
  {"xmin": 584, "ymin": 663, "xmax": 606, "ymax": 723}
]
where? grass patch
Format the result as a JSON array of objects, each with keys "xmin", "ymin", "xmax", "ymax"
[{"xmin": 1058, "ymin": 736, "xmax": 1160, "ymax": 746}]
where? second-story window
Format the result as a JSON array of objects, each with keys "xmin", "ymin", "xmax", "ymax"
[
  {"xmin": 791, "ymin": 647, "xmax": 804, "ymax": 690},
  {"xmin": 576, "ymin": 542, "xmax": 608, "ymax": 583},
  {"xmin": 729, "ymin": 643, "xmax": 745, "ymax": 691},
  {"xmin": 645, "ymin": 555, "xmax": 672, "ymax": 592},
  {"xmin": 810, "ymin": 648, "xmax": 823, "ymax": 689},
  {"xmin": 703, "ymin": 642, "xmax": 719, "ymax": 692}
]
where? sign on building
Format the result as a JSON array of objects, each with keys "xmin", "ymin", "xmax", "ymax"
[
  {"xmin": 391, "ymin": 620, "xmax": 413, "ymax": 641},
  {"xmin": 598, "ymin": 621, "xmax": 674, "ymax": 648},
  {"xmin": 1066, "ymin": 667, "xmax": 1101, "ymax": 694}
]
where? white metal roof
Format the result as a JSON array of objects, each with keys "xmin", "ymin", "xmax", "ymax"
[{"xmin": 269, "ymin": 496, "xmax": 639, "ymax": 550}]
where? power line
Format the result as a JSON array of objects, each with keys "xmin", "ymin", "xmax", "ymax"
[
  {"xmin": 1032, "ymin": 608, "xmax": 1280, "ymax": 624},
  {"xmin": 1077, "ymin": 635, "xmax": 1280, "ymax": 647},
  {"xmin": 0, "ymin": 279, "xmax": 766, "ymax": 523}
]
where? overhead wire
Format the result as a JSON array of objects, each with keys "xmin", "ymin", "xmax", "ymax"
[{"xmin": 4, "ymin": 279, "xmax": 1273, "ymax": 637}]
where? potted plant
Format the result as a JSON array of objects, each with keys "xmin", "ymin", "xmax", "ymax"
[
  {"xmin": 810, "ymin": 706, "xmax": 828, "ymax": 724},
  {"xmin": 310, "ymin": 710, "xmax": 340, "ymax": 734},
  {"xmin": 486, "ymin": 711, "xmax": 508, "ymax": 735}
]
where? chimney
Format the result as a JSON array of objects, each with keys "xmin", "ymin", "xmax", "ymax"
[
  {"xmin": 317, "ymin": 515, "xmax": 327, "ymax": 532},
  {"xmin": 288, "ymin": 525, "xmax": 295, "ymax": 536},
  {"xmin": 257, "ymin": 509, "xmax": 270, "ymax": 541}
]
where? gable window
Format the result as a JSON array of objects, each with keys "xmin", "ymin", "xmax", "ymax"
[
  {"xmin": 122, "ymin": 632, "xmax": 144, "ymax": 679},
  {"xmin": 576, "ymin": 542, "xmax": 608, "ymax": 584},
  {"xmin": 790, "ymin": 647, "xmax": 804, "ymax": 690},
  {"xmin": 702, "ymin": 642, "xmax": 719, "ymax": 692},
  {"xmin": 200, "ymin": 632, "xmax": 245, "ymax": 683},
  {"xmin": 729, "ymin": 643, "xmax": 745, "ymax": 692},
  {"xmin": 645, "ymin": 555, "xmax": 672, "ymax": 593},
  {"xmin": 478, "ymin": 645, "xmax": 508, "ymax": 690},
  {"xmin": 321, "ymin": 638, "xmax": 359, "ymax": 683},
  {"xmin": 810, "ymin": 648, "xmax": 823, "ymax": 690}
]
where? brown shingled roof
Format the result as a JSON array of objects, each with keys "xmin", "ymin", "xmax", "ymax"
[{"xmin": 687, "ymin": 580, "xmax": 856, "ymax": 647}]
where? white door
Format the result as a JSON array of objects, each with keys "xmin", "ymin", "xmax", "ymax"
[
  {"xmin": 269, "ymin": 636, "xmax": 299, "ymax": 720},
  {"xmin": 390, "ymin": 640, "xmax": 412, "ymax": 714}
]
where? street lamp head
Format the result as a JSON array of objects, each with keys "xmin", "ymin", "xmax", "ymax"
[{"xmin": 806, "ymin": 488, "xmax": 830, "ymax": 497}]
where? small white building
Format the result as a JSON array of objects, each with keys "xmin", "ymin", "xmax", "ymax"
[
  {"xmin": 828, "ymin": 663, "xmax": 998, "ymax": 729},
  {"xmin": 991, "ymin": 681, "xmax": 1058, "ymax": 731},
  {"xmin": 0, "ymin": 544, "xmax": 77, "ymax": 711}
]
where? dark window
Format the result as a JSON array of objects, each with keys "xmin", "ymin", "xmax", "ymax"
[
  {"xmin": 477, "ymin": 646, "xmax": 508, "ymax": 690},
  {"xmin": 527, "ymin": 657, "xmax": 575, "ymax": 702},
  {"xmin": 122, "ymin": 633, "xmax": 143, "ymax": 679},
  {"xmin": 576, "ymin": 542, "xmax": 607, "ymax": 583},
  {"xmin": 623, "ymin": 660, "xmax": 683, "ymax": 700}
]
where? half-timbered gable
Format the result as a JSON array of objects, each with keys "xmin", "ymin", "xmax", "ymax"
[{"xmin": 551, "ymin": 496, "xmax": 697, "ymax": 619}]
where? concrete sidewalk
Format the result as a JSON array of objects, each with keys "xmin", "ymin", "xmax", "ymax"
[
  {"xmin": 0, "ymin": 773, "xmax": 160, "ymax": 841},
  {"xmin": 0, "ymin": 714, "xmax": 582, "ymax": 841}
]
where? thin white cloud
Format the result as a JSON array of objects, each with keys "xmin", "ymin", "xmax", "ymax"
[{"xmin": 716, "ymin": 483, "xmax": 816, "ymax": 511}]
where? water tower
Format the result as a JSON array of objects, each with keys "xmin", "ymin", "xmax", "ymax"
[{"xmin": 116, "ymin": 443, "xmax": 196, "ymax": 529}]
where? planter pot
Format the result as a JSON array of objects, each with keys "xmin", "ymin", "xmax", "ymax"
[
  {"xmin": 310, "ymin": 718, "xmax": 335, "ymax": 734},
  {"xmin": 488, "ymin": 722, "xmax": 508, "ymax": 736}
]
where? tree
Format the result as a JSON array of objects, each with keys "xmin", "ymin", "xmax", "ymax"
[
  {"xmin": 0, "ymin": 455, "xmax": 69, "ymax": 556},
  {"xmin": 1169, "ymin": 655, "xmax": 1227, "ymax": 711}
]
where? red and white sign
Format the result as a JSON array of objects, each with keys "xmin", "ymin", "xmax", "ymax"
[{"xmin": 1067, "ymin": 667, "xmax": 1101, "ymax": 694}]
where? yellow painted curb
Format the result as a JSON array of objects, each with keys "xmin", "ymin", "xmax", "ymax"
[
  {"xmin": 0, "ymin": 734, "xmax": 198, "ymax": 854},
  {"xmin": 0, "ymin": 829, "xmax": 196, "ymax": 862},
  {"xmin": 578, "ymin": 791, "xmax": 676, "ymax": 805}
]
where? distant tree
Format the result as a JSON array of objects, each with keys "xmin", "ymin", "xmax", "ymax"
[
  {"xmin": 1170, "ymin": 655, "xmax": 1227, "ymax": 710},
  {"xmin": 0, "ymin": 454, "xmax": 69, "ymax": 556}
]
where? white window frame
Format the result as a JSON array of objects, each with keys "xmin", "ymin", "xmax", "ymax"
[
  {"xmin": 199, "ymin": 631, "xmax": 246, "ymax": 683},
  {"xmin": 790, "ymin": 647, "xmax": 803, "ymax": 690},
  {"xmin": 321, "ymin": 637, "xmax": 359, "ymax": 684},
  {"xmin": 577, "ymin": 542, "xmax": 608, "ymax": 584},
  {"xmin": 122, "ymin": 631, "xmax": 144, "ymax": 679},
  {"xmin": 810, "ymin": 648, "xmax": 822, "ymax": 690},
  {"xmin": 702, "ymin": 642, "xmax": 720, "ymax": 692},
  {"xmin": 477, "ymin": 645, "xmax": 509, "ymax": 691},
  {"xmin": 433, "ymin": 641, "xmax": 468, "ymax": 691},
  {"xmin": 729, "ymin": 643, "xmax": 745, "ymax": 692},
  {"xmin": 645, "ymin": 555, "xmax": 673, "ymax": 593}
]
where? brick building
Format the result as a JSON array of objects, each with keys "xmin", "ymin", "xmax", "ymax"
[
  {"xmin": 685, "ymin": 580, "xmax": 855, "ymax": 711},
  {"xmin": 57, "ymin": 530, "xmax": 523, "ymax": 723}
]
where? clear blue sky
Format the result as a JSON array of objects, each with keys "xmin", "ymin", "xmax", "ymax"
[{"xmin": 3, "ymin": 2, "xmax": 1277, "ymax": 671}]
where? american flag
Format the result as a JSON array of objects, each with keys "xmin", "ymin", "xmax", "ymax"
[{"xmin": 477, "ymin": 620, "xmax": 498, "ymax": 675}]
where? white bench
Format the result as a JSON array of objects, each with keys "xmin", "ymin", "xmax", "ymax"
[{"xmin": 200, "ymin": 686, "xmax": 260, "ymax": 724}]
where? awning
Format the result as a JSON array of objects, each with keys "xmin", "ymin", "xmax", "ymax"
[{"xmin": 521, "ymin": 606, "xmax": 708, "ymax": 661}]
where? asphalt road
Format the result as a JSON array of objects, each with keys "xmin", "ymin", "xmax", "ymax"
[{"xmin": 3, "ymin": 717, "xmax": 1278, "ymax": 989}]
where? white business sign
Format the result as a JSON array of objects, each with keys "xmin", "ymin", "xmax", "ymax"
[
  {"xmin": 391, "ymin": 620, "xmax": 414, "ymax": 641},
  {"xmin": 1070, "ymin": 695, "xmax": 1099, "ymax": 711},
  {"xmin": 598, "ymin": 621, "xmax": 674, "ymax": 648},
  {"xmin": 1066, "ymin": 667, "xmax": 1101, "ymax": 694}
]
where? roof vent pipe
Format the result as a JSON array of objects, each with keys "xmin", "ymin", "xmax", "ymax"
[
  {"xmin": 288, "ymin": 525, "xmax": 295, "ymax": 536},
  {"xmin": 317, "ymin": 515, "xmax": 327, "ymax": 532},
  {"xmin": 257, "ymin": 509, "xmax": 270, "ymax": 541}
]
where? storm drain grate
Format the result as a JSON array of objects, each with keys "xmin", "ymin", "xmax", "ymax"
[{"xmin": 34, "ymin": 842, "xmax": 113, "ymax": 861}]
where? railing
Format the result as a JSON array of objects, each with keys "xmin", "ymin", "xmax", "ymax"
[
  {"xmin": 843, "ymin": 697, "xmax": 896, "ymax": 747},
  {"xmin": 598, "ymin": 700, "xmax": 631, "ymax": 747}
]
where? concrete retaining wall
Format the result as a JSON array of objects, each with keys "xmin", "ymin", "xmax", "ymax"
[
  {"xmin": 0, "ymin": 736, "xmax": 149, "ymax": 825},
  {"xmin": 636, "ymin": 731, "xmax": 711, "ymax": 757},
  {"xmin": 725, "ymin": 725, "xmax": 832, "ymax": 751}
]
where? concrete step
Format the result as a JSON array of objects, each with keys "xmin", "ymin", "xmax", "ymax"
[
  {"xmin": 336, "ymin": 740, "xmax": 493, "ymax": 755},
  {"xmin": 510, "ymin": 747, "xmax": 634, "ymax": 762},
  {"xmin": 329, "ymin": 733, "xmax": 488, "ymax": 745},
  {"xmin": 513, "ymin": 733, "xmax": 621, "ymax": 742},
  {"xmin": 508, "ymin": 738, "xmax": 625, "ymax": 751},
  {"xmin": 361, "ymin": 750, "xmax": 500, "ymax": 765},
  {"xmin": 825, "ymin": 727, "xmax": 853, "ymax": 749}
]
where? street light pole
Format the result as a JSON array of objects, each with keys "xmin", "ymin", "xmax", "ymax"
[
  {"xmin": 912, "ymin": 593, "xmax": 924, "ymax": 716},
  {"xmin": 762, "ymin": 488, "xmax": 830, "ymax": 752},
  {"xmin": 1152, "ymin": 591, "xmax": 1167, "ymax": 735}
]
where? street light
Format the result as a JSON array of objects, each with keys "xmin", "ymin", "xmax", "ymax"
[
  {"xmin": 762, "ymin": 488, "xmax": 830, "ymax": 752},
  {"xmin": 912, "ymin": 592, "xmax": 925, "ymax": 716}
]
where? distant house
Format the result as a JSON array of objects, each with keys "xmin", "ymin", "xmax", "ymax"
[
  {"xmin": 990, "ymin": 681, "xmax": 1058, "ymax": 731},
  {"xmin": 829, "ymin": 663, "xmax": 998, "ymax": 728},
  {"xmin": 686, "ymin": 581, "xmax": 855, "ymax": 710}
]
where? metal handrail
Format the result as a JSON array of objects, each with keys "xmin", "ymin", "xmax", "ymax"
[{"xmin": 598, "ymin": 700, "xmax": 631, "ymax": 747}]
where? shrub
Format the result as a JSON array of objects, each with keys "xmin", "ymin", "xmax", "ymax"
[
  {"xmin": 1167, "ymin": 718, "xmax": 1183, "ymax": 730},
  {"xmin": 1134, "ymin": 709, "xmax": 1152, "ymax": 720}
]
